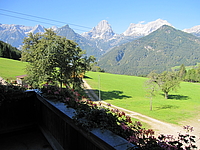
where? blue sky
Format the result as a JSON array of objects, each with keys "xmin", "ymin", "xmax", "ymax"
[{"xmin": 0, "ymin": 0, "xmax": 200, "ymax": 34}]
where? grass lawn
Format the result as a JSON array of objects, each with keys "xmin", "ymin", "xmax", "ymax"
[
  {"xmin": 0, "ymin": 57, "xmax": 27, "ymax": 81},
  {"xmin": 85, "ymin": 71, "xmax": 200, "ymax": 125}
]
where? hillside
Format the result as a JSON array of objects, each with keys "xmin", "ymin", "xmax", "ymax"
[
  {"xmin": 56, "ymin": 25, "xmax": 103, "ymax": 58},
  {"xmin": 98, "ymin": 25, "xmax": 200, "ymax": 75},
  {"xmin": 0, "ymin": 57, "xmax": 27, "ymax": 80},
  {"xmin": 0, "ymin": 41, "xmax": 21, "ymax": 60}
]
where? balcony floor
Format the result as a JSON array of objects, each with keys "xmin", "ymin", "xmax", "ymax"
[{"xmin": 0, "ymin": 127, "xmax": 53, "ymax": 150}]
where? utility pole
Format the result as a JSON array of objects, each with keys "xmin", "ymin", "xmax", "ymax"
[{"xmin": 98, "ymin": 74, "xmax": 101, "ymax": 101}]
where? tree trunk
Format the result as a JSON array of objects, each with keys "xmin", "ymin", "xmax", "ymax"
[
  {"xmin": 150, "ymin": 97, "xmax": 152, "ymax": 111},
  {"xmin": 164, "ymin": 92, "xmax": 168, "ymax": 99}
]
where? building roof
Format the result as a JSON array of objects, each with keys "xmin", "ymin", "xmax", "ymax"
[{"xmin": 16, "ymin": 75, "xmax": 27, "ymax": 79}]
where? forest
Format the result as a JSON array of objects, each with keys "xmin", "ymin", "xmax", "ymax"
[{"xmin": 0, "ymin": 40, "xmax": 21, "ymax": 60}]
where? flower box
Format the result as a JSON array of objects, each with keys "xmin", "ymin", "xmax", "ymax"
[{"xmin": 35, "ymin": 92, "xmax": 136, "ymax": 150}]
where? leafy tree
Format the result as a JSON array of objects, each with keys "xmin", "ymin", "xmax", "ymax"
[
  {"xmin": 185, "ymin": 69, "xmax": 196, "ymax": 82},
  {"xmin": 21, "ymin": 29, "xmax": 95, "ymax": 89},
  {"xmin": 195, "ymin": 65, "xmax": 200, "ymax": 82},
  {"xmin": 178, "ymin": 64, "xmax": 187, "ymax": 80},
  {"xmin": 147, "ymin": 71, "xmax": 180, "ymax": 99}
]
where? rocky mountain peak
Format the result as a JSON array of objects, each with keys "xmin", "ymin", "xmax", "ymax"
[
  {"xmin": 122, "ymin": 19, "xmax": 172, "ymax": 37},
  {"xmin": 81, "ymin": 20, "xmax": 115, "ymax": 40},
  {"xmin": 29, "ymin": 25, "xmax": 45, "ymax": 34},
  {"xmin": 183, "ymin": 25, "xmax": 200, "ymax": 37}
]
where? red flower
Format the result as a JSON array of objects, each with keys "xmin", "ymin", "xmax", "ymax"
[
  {"xmin": 135, "ymin": 121, "xmax": 142, "ymax": 127},
  {"xmin": 121, "ymin": 111, "xmax": 126, "ymax": 116},
  {"xmin": 126, "ymin": 116, "xmax": 132, "ymax": 123}
]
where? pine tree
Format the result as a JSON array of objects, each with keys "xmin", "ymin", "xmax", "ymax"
[{"xmin": 178, "ymin": 64, "xmax": 187, "ymax": 80}]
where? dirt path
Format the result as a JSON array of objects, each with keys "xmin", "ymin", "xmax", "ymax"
[{"xmin": 83, "ymin": 79, "xmax": 200, "ymax": 149}]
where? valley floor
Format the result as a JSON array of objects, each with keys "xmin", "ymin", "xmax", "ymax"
[{"xmin": 83, "ymin": 80, "xmax": 200, "ymax": 149}]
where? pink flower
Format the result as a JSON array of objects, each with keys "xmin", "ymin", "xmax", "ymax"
[
  {"xmin": 47, "ymin": 90, "xmax": 51, "ymax": 93},
  {"xmin": 65, "ymin": 97, "xmax": 70, "ymax": 102},
  {"xmin": 43, "ymin": 83, "xmax": 48, "ymax": 87},
  {"xmin": 54, "ymin": 91, "xmax": 59, "ymax": 95},
  {"xmin": 75, "ymin": 98, "xmax": 79, "ymax": 102},
  {"xmin": 107, "ymin": 103, "xmax": 111, "ymax": 107},
  {"xmin": 120, "ymin": 123, "xmax": 129, "ymax": 131},
  {"xmin": 135, "ymin": 121, "xmax": 142, "ymax": 127},
  {"xmin": 127, "ymin": 135, "xmax": 139, "ymax": 143},
  {"xmin": 92, "ymin": 104, "xmax": 97, "ymax": 108}
]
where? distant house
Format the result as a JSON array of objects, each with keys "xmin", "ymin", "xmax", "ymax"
[{"xmin": 16, "ymin": 75, "xmax": 27, "ymax": 86}]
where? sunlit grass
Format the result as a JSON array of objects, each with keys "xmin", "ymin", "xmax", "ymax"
[
  {"xmin": 0, "ymin": 57, "xmax": 27, "ymax": 80},
  {"xmin": 85, "ymin": 71, "xmax": 200, "ymax": 125}
]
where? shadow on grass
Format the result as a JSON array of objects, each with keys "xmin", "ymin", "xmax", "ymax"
[
  {"xmin": 93, "ymin": 90, "xmax": 132, "ymax": 100},
  {"xmin": 160, "ymin": 94, "xmax": 190, "ymax": 100},
  {"xmin": 83, "ymin": 76, "xmax": 92, "ymax": 79},
  {"xmin": 155, "ymin": 105, "xmax": 179, "ymax": 110}
]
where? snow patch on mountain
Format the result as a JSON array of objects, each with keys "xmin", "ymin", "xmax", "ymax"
[
  {"xmin": 81, "ymin": 20, "xmax": 116, "ymax": 40},
  {"xmin": 183, "ymin": 25, "xmax": 200, "ymax": 37},
  {"xmin": 183, "ymin": 25, "xmax": 200, "ymax": 33},
  {"xmin": 122, "ymin": 19, "xmax": 172, "ymax": 37}
]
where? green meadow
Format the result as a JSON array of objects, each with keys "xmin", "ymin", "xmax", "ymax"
[
  {"xmin": 1, "ymin": 58, "xmax": 199, "ymax": 125},
  {"xmin": 85, "ymin": 71, "xmax": 200, "ymax": 125},
  {"xmin": 0, "ymin": 57, "xmax": 27, "ymax": 80}
]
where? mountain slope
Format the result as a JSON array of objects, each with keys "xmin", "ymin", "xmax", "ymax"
[
  {"xmin": 98, "ymin": 25, "xmax": 200, "ymax": 76},
  {"xmin": 0, "ymin": 24, "xmax": 45, "ymax": 48},
  {"xmin": 81, "ymin": 19, "xmax": 173, "ymax": 54},
  {"xmin": 0, "ymin": 40, "xmax": 21, "ymax": 60},
  {"xmin": 56, "ymin": 25, "xmax": 102, "ymax": 58}
]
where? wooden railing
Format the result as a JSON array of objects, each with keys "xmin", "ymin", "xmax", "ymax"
[{"xmin": 0, "ymin": 91, "xmax": 135, "ymax": 150}]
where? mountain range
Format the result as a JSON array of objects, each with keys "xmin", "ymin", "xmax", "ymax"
[
  {"xmin": 1, "ymin": 19, "xmax": 200, "ymax": 76},
  {"xmin": 98, "ymin": 25, "xmax": 200, "ymax": 75},
  {"xmin": 1, "ymin": 19, "xmax": 200, "ymax": 59}
]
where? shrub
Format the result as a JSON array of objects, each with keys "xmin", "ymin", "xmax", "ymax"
[
  {"xmin": 0, "ymin": 83, "xmax": 27, "ymax": 106},
  {"xmin": 40, "ymin": 84, "xmax": 198, "ymax": 150}
]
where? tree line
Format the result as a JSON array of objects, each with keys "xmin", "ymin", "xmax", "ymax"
[
  {"xmin": 146, "ymin": 63, "xmax": 200, "ymax": 100},
  {"xmin": 0, "ymin": 41, "xmax": 21, "ymax": 60},
  {"xmin": 178, "ymin": 64, "xmax": 200, "ymax": 82}
]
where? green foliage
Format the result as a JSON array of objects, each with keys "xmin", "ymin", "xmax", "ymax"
[
  {"xmin": 98, "ymin": 25, "xmax": 200, "ymax": 76},
  {"xmin": 147, "ymin": 71, "xmax": 180, "ymax": 99},
  {"xmin": 0, "ymin": 41, "xmax": 21, "ymax": 60},
  {"xmin": 21, "ymin": 29, "xmax": 95, "ymax": 88},
  {"xmin": 183, "ymin": 65, "xmax": 200, "ymax": 82},
  {"xmin": 178, "ymin": 64, "xmax": 187, "ymax": 80},
  {"xmin": 0, "ymin": 83, "xmax": 27, "ymax": 105}
]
